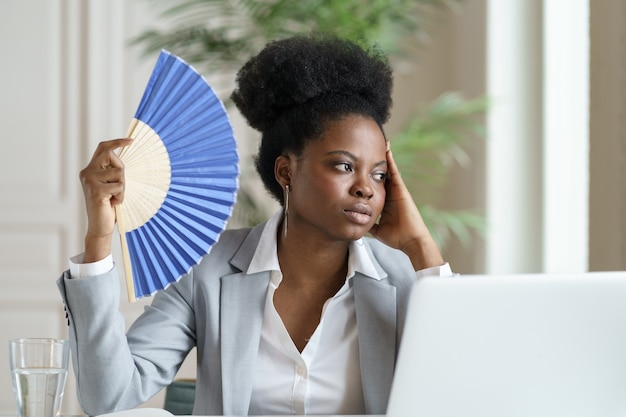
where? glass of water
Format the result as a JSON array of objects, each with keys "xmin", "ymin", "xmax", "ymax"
[{"xmin": 9, "ymin": 338, "xmax": 70, "ymax": 417}]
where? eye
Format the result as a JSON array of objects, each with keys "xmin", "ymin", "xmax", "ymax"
[
  {"xmin": 335, "ymin": 162, "xmax": 353, "ymax": 172},
  {"xmin": 371, "ymin": 171, "xmax": 387, "ymax": 182}
]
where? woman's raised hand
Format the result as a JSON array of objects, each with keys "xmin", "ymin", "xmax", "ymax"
[
  {"xmin": 79, "ymin": 138, "xmax": 133, "ymax": 263},
  {"xmin": 368, "ymin": 146, "xmax": 444, "ymax": 270}
]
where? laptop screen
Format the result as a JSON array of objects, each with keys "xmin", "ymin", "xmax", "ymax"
[{"xmin": 387, "ymin": 271, "xmax": 626, "ymax": 417}]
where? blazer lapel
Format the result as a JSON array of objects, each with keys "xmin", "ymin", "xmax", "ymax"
[
  {"xmin": 219, "ymin": 270, "xmax": 270, "ymax": 415},
  {"xmin": 219, "ymin": 221, "xmax": 271, "ymax": 415},
  {"xmin": 354, "ymin": 274, "xmax": 397, "ymax": 414}
]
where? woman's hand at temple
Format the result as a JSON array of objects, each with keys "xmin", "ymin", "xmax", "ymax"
[
  {"xmin": 79, "ymin": 138, "xmax": 133, "ymax": 263},
  {"xmin": 369, "ymin": 146, "xmax": 444, "ymax": 271}
]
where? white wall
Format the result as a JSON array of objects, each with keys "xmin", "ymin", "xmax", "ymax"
[
  {"xmin": 0, "ymin": 1, "xmax": 195, "ymax": 414},
  {"xmin": 0, "ymin": 1, "xmax": 83, "ymax": 414},
  {"xmin": 417, "ymin": 0, "xmax": 626, "ymax": 274}
]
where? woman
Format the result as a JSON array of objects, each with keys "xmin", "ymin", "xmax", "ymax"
[{"xmin": 57, "ymin": 33, "xmax": 454, "ymax": 416}]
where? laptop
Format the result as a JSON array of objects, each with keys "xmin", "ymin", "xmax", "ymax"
[{"xmin": 386, "ymin": 271, "xmax": 626, "ymax": 417}]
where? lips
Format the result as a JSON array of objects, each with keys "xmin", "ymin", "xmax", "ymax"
[{"xmin": 343, "ymin": 203, "xmax": 373, "ymax": 225}]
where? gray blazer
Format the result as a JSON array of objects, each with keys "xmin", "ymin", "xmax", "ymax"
[{"xmin": 57, "ymin": 221, "xmax": 417, "ymax": 416}]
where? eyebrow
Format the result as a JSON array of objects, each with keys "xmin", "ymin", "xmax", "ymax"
[{"xmin": 326, "ymin": 150, "xmax": 387, "ymax": 168}]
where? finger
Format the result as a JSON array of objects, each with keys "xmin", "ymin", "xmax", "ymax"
[
  {"xmin": 87, "ymin": 166, "xmax": 126, "ymax": 186},
  {"xmin": 82, "ymin": 138, "xmax": 131, "ymax": 186},
  {"xmin": 94, "ymin": 138, "xmax": 133, "ymax": 153},
  {"xmin": 81, "ymin": 162, "xmax": 125, "ymax": 185},
  {"xmin": 386, "ymin": 148, "xmax": 401, "ymax": 179},
  {"xmin": 82, "ymin": 174, "xmax": 126, "ymax": 202},
  {"xmin": 385, "ymin": 149, "xmax": 409, "ymax": 196},
  {"xmin": 89, "ymin": 138, "xmax": 133, "ymax": 168},
  {"xmin": 94, "ymin": 183, "xmax": 126, "ymax": 205},
  {"xmin": 108, "ymin": 182, "xmax": 126, "ymax": 206},
  {"xmin": 81, "ymin": 160, "xmax": 127, "ymax": 205}
]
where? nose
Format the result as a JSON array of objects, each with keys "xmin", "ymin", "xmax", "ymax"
[{"xmin": 352, "ymin": 175, "xmax": 374, "ymax": 199}]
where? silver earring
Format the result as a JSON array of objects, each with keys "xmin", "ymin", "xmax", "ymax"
[{"xmin": 283, "ymin": 184, "xmax": 290, "ymax": 238}]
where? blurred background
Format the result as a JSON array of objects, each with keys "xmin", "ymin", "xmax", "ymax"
[{"xmin": 0, "ymin": 0, "xmax": 624, "ymax": 414}]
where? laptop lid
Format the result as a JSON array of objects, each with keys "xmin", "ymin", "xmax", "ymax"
[{"xmin": 387, "ymin": 271, "xmax": 626, "ymax": 417}]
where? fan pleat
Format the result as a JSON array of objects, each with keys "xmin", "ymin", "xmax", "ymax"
[
  {"xmin": 164, "ymin": 195, "xmax": 231, "ymax": 227},
  {"xmin": 128, "ymin": 231, "xmax": 179, "ymax": 294},
  {"xmin": 166, "ymin": 197, "xmax": 231, "ymax": 221},
  {"xmin": 160, "ymin": 204, "xmax": 223, "ymax": 245},
  {"xmin": 172, "ymin": 166, "xmax": 238, "ymax": 178},
  {"xmin": 127, "ymin": 228, "xmax": 169, "ymax": 294},
  {"xmin": 169, "ymin": 183, "xmax": 238, "ymax": 206},
  {"xmin": 159, "ymin": 105, "xmax": 228, "ymax": 147},
  {"xmin": 117, "ymin": 50, "xmax": 239, "ymax": 301},
  {"xmin": 145, "ymin": 215, "xmax": 197, "ymax": 273},
  {"xmin": 132, "ymin": 216, "xmax": 198, "ymax": 277},
  {"xmin": 138, "ymin": 62, "xmax": 203, "ymax": 124},
  {"xmin": 127, "ymin": 228, "xmax": 172, "ymax": 294},
  {"xmin": 144, "ymin": 78, "xmax": 213, "ymax": 134}
]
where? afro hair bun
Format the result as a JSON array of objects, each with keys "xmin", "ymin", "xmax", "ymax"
[{"xmin": 231, "ymin": 32, "xmax": 393, "ymax": 132}]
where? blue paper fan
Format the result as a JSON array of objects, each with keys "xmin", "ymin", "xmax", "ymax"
[{"xmin": 115, "ymin": 50, "xmax": 239, "ymax": 302}]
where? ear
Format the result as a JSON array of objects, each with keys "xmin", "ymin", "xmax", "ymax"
[{"xmin": 274, "ymin": 155, "xmax": 292, "ymax": 188}]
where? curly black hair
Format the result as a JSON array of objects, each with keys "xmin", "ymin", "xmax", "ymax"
[{"xmin": 231, "ymin": 32, "xmax": 393, "ymax": 204}]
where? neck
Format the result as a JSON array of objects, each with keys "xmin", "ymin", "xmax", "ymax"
[{"xmin": 277, "ymin": 223, "xmax": 350, "ymax": 289}]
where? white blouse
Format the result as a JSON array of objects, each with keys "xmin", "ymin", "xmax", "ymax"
[{"xmin": 245, "ymin": 211, "xmax": 452, "ymax": 415}]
